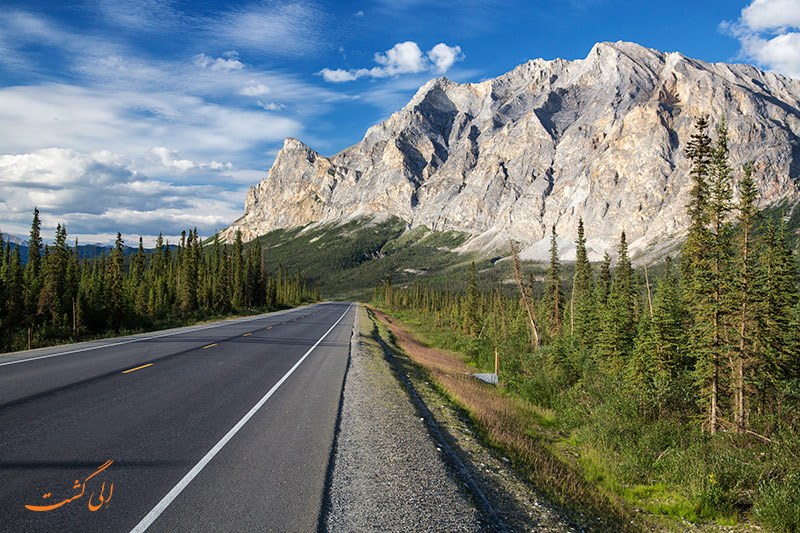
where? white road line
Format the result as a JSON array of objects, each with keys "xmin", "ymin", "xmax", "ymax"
[
  {"xmin": 0, "ymin": 304, "xmax": 319, "ymax": 368},
  {"xmin": 129, "ymin": 303, "xmax": 353, "ymax": 533}
]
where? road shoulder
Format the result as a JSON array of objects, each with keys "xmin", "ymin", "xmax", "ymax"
[{"xmin": 325, "ymin": 304, "xmax": 486, "ymax": 532}]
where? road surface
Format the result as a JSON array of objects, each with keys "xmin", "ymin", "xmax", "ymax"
[{"xmin": 0, "ymin": 302, "xmax": 354, "ymax": 532}]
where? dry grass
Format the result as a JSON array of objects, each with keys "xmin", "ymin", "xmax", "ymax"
[{"xmin": 369, "ymin": 306, "xmax": 638, "ymax": 530}]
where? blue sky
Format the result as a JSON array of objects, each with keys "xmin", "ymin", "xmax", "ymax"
[{"xmin": 1, "ymin": 0, "xmax": 798, "ymax": 245}]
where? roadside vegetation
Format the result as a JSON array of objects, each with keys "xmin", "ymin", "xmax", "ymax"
[
  {"xmin": 0, "ymin": 219, "xmax": 318, "ymax": 353},
  {"xmin": 374, "ymin": 117, "xmax": 800, "ymax": 531}
]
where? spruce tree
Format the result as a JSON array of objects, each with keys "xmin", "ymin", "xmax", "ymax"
[
  {"xmin": 232, "ymin": 230, "xmax": 245, "ymax": 309},
  {"xmin": 572, "ymin": 218, "xmax": 594, "ymax": 348},
  {"xmin": 24, "ymin": 208, "xmax": 44, "ymax": 326},
  {"xmin": 677, "ymin": 117, "xmax": 741, "ymax": 434},
  {"xmin": 180, "ymin": 230, "xmax": 198, "ymax": 313},
  {"xmin": 757, "ymin": 218, "xmax": 799, "ymax": 409},
  {"xmin": 545, "ymin": 226, "xmax": 563, "ymax": 337},
  {"xmin": 733, "ymin": 163, "xmax": 759, "ymax": 430},
  {"xmin": 464, "ymin": 261, "xmax": 480, "ymax": 335},
  {"xmin": 5, "ymin": 246, "xmax": 24, "ymax": 335},
  {"xmin": 108, "ymin": 233, "xmax": 126, "ymax": 330},
  {"xmin": 598, "ymin": 231, "xmax": 636, "ymax": 362}
]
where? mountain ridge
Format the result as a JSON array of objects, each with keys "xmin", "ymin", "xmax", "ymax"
[{"xmin": 222, "ymin": 41, "xmax": 800, "ymax": 260}]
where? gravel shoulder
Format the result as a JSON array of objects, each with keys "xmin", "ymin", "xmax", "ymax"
[{"xmin": 324, "ymin": 304, "xmax": 487, "ymax": 532}]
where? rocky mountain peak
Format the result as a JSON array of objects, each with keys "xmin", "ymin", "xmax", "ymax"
[{"xmin": 222, "ymin": 41, "xmax": 800, "ymax": 261}]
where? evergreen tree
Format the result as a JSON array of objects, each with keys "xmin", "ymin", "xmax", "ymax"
[
  {"xmin": 757, "ymin": 218, "xmax": 799, "ymax": 410},
  {"xmin": 24, "ymin": 207, "xmax": 44, "ymax": 326},
  {"xmin": 733, "ymin": 162, "xmax": 759, "ymax": 430},
  {"xmin": 38, "ymin": 224, "xmax": 70, "ymax": 326},
  {"xmin": 572, "ymin": 218, "xmax": 594, "ymax": 348},
  {"xmin": 108, "ymin": 233, "xmax": 126, "ymax": 330},
  {"xmin": 5, "ymin": 246, "xmax": 24, "ymax": 336},
  {"xmin": 131, "ymin": 237, "xmax": 147, "ymax": 315},
  {"xmin": 598, "ymin": 231, "xmax": 636, "ymax": 362},
  {"xmin": 545, "ymin": 226, "xmax": 563, "ymax": 337},
  {"xmin": 594, "ymin": 252, "xmax": 612, "ymax": 308},
  {"xmin": 628, "ymin": 256, "xmax": 687, "ymax": 415},
  {"xmin": 232, "ymin": 230, "xmax": 245, "ymax": 309},
  {"xmin": 0, "ymin": 233, "xmax": 5, "ymax": 333},
  {"xmin": 464, "ymin": 261, "xmax": 480, "ymax": 335},
  {"xmin": 680, "ymin": 117, "xmax": 738, "ymax": 434},
  {"xmin": 180, "ymin": 230, "xmax": 198, "ymax": 313}
]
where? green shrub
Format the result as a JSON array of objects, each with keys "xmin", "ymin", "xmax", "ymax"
[{"xmin": 754, "ymin": 471, "xmax": 800, "ymax": 532}]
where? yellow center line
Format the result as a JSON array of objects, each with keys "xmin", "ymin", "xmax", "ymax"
[
  {"xmin": 267, "ymin": 326, "xmax": 272, "ymax": 329},
  {"xmin": 122, "ymin": 363, "xmax": 153, "ymax": 374},
  {"xmin": 243, "ymin": 333, "xmax": 252, "ymax": 337},
  {"xmin": 203, "ymin": 343, "xmax": 217, "ymax": 349}
]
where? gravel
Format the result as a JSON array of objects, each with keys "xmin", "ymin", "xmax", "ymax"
[{"xmin": 324, "ymin": 305, "xmax": 488, "ymax": 532}]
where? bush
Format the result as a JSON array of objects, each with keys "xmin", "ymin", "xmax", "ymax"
[{"xmin": 754, "ymin": 471, "xmax": 800, "ymax": 532}]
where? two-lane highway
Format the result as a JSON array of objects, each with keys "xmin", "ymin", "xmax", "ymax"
[{"xmin": 0, "ymin": 302, "xmax": 355, "ymax": 532}]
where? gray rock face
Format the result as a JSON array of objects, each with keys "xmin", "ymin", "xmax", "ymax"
[{"xmin": 222, "ymin": 41, "xmax": 800, "ymax": 260}]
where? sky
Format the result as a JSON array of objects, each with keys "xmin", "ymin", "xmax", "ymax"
[{"xmin": 1, "ymin": 0, "xmax": 799, "ymax": 246}]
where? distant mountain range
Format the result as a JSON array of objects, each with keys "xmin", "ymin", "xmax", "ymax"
[
  {"xmin": 222, "ymin": 41, "xmax": 800, "ymax": 261},
  {"xmin": 1, "ymin": 234, "xmax": 176, "ymax": 264}
]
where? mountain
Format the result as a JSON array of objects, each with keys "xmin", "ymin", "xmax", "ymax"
[
  {"xmin": 1, "ymin": 234, "xmax": 28, "ymax": 247},
  {"xmin": 221, "ymin": 41, "xmax": 800, "ymax": 260},
  {"xmin": 2, "ymin": 239, "xmax": 178, "ymax": 265}
]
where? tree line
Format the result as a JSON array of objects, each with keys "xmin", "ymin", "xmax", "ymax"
[
  {"xmin": 0, "ymin": 216, "xmax": 319, "ymax": 352},
  {"xmin": 376, "ymin": 116, "xmax": 800, "ymax": 437}
]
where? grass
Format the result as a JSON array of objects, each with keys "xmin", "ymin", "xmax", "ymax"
[
  {"xmin": 368, "ymin": 305, "xmax": 638, "ymax": 531},
  {"xmin": 372, "ymin": 305, "xmax": 795, "ymax": 531}
]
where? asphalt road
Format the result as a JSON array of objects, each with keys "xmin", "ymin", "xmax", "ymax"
[{"xmin": 0, "ymin": 302, "xmax": 355, "ymax": 532}]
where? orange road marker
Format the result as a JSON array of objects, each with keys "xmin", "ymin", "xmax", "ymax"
[
  {"xmin": 243, "ymin": 333, "xmax": 252, "ymax": 337},
  {"xmin": 122, "ymin": 363, "xmax": 153, "ymax": 374},
  {"xmin": 203, "ymin": 344, "xmax": 217, "ymax": 349}
]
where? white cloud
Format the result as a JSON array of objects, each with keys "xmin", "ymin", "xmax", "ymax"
[
  {"xmin": 147, "ymin": 147, "xmax": 198, "ymax": 172},
  {"xmin": 239, "ymin": 83, "xmax": 271, "ymax": 96},
  {"xmin": 193, "ymin": 53, "xmax": 245, "ymax": 71},
  {"xmin": 741, "ymin": 0, "xmax": 800, "ymax": 31},
  {"xmin": 0, "ymin": 148, "xmax": 246, "ymax": 243},
  {"xmin": 257, "ymin": 101, "xmax": 286, "ymax": 111},
  {"xmin": 319, "ymin": 68, "xmax": 361, "ymax": 82},
  {"xmin": 374, "ymin": 41, "xmax": 428, "ymax": 75},
  {"xmin": 427, "ymin": 43, "xmax": 464, "ymax": 74},
  {"xmin": 723, "ymin": 0, "xmax": 800, "ymax": 79},
  {"xmin": 0, "ymin": 83, "xmax": 302, "ymax": 159},
  {"xmin": 320, "ymin": 41, "xmax": 465, "ymax": 82},
  {"xmin": 204, "ymin": 2, "xmax": 323, "ymax": 57},
  {"xmin": 92, "ymin": 0, "xmax": 183, "ymax": 32}
]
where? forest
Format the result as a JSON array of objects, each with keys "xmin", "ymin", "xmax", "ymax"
[
  {"xmin": 374, "ymin": 117, "xmax": 800, "ymax": 529},
  {"xmin": 0, "ymin": 217, "xmax": 319, "ymax": 353}
]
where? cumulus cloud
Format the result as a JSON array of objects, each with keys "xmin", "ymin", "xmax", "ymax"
[
  {"xmin": 722, "ymin": 0, "xmax": 800, "ymax": 78},
  {"xmin": 427, "ymin": 43, "xmax": 464, "ymax": 74},
  {"xmin": 374, "ymin": 41, "xmax": 428, "ymax": 75},
  {"xmin": 319, "ymin": 41, "xmax": 464, "ymax": 82},
  {"xmin": 0, "ymin": 148, "xmax": 245, "ymax": 244}
]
